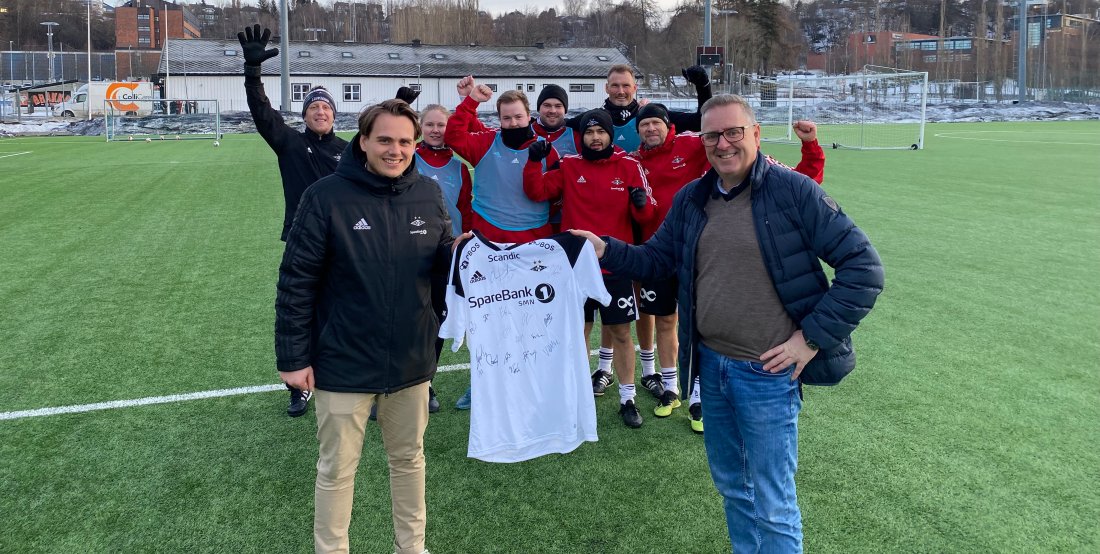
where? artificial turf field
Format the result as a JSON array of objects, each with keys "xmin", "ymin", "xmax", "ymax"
[{"xmin": 1, "ymin": 120, "xmax": 1098, "ymax": 553}]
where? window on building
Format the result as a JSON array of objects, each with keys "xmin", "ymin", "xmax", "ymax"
[
  {"xmin": 569, "ymin": 83, "xmax": 595, "ymax": 93},
  {"xmin": 596, "ymin": 55, "xmax": 609, "ymax": 61},
  {"xmin": 486, "ymin": 84, "xmax": 498, "ymax": 92},
  {"xmin": 865, "ymin": 35, "xmax": 876, "ymax": 43},
  {"xmin": 921, "ymin": 42, "xmax": 937, "ymax": 51},
  {"xmin": 558, "ymin": 55, "xmax": 570, "ymax": 61},
  {"xmin": 514, "ymin": 55, "xmax": 528, "ymax": 61},
  {"xmin": 410, "ymin": 83, "xmax": 422, "ymax": 92},
  {"xmin": 388, "ymin": 52, "xmax": 400, "ymax": 59},
  {"xmin": 138, "ymin": 25, "xmax": 150, "ymax": 31},
  {"xmin": 138, "ymin": 37, "xmax": 151, "ymax": 45},
  {"xmin": 923, "ymin": 55, "xmax": 937, "ymax": 63},
  {"xmin": 223, "ymin": 49, "xmax": 237, "ymax": 56},
  {"xmin": 517, "ymin": 83, "xmax": 524, "ymax": 90},
  {"xmin": 527, "ymin": 84, "xmax": 535, "ymax": 92},
  {"xmin": 341, "ymin": 51, "xmax": 354, "ymax": 58},
  {"xmin": 431, "ymin": 53, "xmax": 446, "ymax": 60},
  {"xmin": 343, "ymin": 83, "xmax": 360, "ymax": 102},
  {"xmin": 292, "ymin": 83, "xmax": 312, "ymax": 102},
  {"xmin": 138, "ymin": 14, "xmax": 150, "ymax": 20},
  {"xmin": 298, "ymin": 51, "xmax": 311, "ymax": 58}
]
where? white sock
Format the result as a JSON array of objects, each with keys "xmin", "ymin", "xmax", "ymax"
[
  {"xmin": 639, "ymin": 348, "xmax": 656, "ymax": 376},
  {"xmin": 689, "ymin": 376, "xmax": 701, "ymax": 405},
  {"xmin": 619, "ymin": 382, "xmax": 636, "ymax": 405},
  {"xmin": 661, "ymin": 367, "xmax": 678, "ymax": 394},
  {"xmin": 597, "ymin": 347, "xmax": 613, "ymax": 372}
]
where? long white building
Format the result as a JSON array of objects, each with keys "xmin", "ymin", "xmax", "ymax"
[{"xmin": 157, "ymin": 39, "xmax": 631, "ymax": 114}]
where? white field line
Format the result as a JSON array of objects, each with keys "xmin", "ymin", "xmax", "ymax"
[
  {"xmin": 932, "ymin": 131, "xmax": 1100, "ymax": 146},
  {"xmin": 0, "ymin": 348, "xmax": 633, "ymax": 421},
  {"xmin": 0, "ymin": 362, "xmax": 471, "ymax": 422},
  {"xmin": 0, "ymin": 151, "xmax": 32, "ymax": 160}
]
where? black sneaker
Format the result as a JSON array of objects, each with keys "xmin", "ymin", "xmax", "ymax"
[
  {"xmin": 689, "ymin": 402, "xmax": 703, "ymax": 434},
  {"xmin": 619, "ymin": 399, "xmax": 643, "ymax": 428},
  {"xmin": 640, "ymin": 374, "xmax": 665, "ymax": 399},
  {"xmin": 287, "ymin": 387, "xmax": 312, "ymax": 418},
  {"xmin": 591, "ymin": 370, "xmax": 614, "ymax": 396},
  {"xmin": 428, "ymin": 386, "xmax": 441, "ymax": 413}
]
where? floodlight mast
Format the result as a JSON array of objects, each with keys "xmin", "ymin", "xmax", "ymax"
[{"xmin": 280, "ymin": 0, "xmax": 290, "ymax": 112}]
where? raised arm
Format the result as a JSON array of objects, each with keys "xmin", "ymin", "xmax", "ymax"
[
  {"xmin": 666, "ymin": 65, "xmax": 714, "ymax": 133},
  {"xmin": 444, "ymin": 81, "xmax": 498, "ymax": 166},
  {"xmin": 792, "ymin": 121, "xmax": 825, "ymax": 184},
  {"xmin": 238, "ymin": 25, "xmax": 295, "ymax": 151}
]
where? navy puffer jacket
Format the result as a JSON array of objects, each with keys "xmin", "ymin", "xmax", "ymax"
[{"xmin": 601, "ymin": 151, "xmax": 884, "ymax": 388}]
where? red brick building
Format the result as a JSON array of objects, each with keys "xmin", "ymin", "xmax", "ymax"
[{"xmin": 115, "ymin": 0, "xmax": 201, "ymax": 80}]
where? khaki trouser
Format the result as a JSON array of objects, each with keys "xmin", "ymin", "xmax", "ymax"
[{"xmin": 313, "ymin": 382, "xmax": 429, "ymax": 554}]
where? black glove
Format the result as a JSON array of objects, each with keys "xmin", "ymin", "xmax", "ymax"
[
  {"xmin": 629, "ymin": 187, "xmax": 647, "ymax": 209},
  {"xmin": 396, "ymin": 86, "xmax": 421, "ymax": 104},
  {"xmin": 238, "ymin": 24, "xmax": 279, "ymax": 67},
  {"xmin": 682, "ymin": 65, "xmax": 711, "ymax": 89},
  {"xmin": 527, "ymin": 140, "xmax": 552, "ymax": 163}
]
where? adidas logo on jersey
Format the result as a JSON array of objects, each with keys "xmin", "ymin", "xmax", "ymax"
[
  {"xmin": 512, "ymin": 158, "xmax": 520, "ymax": 164},
  {"xmin": 470, "ymin": 271, "xmax": 487, "ymax": 283},
  {"xmin": 577, "ymin": 176, "xmax": 587, "ymax": 183},
  {"xmin": 353, "ymin": 218, "xmax": 372, "ymax": 230},
  {"xmin": 617, "ymin": 135, "xmax": 625, "ymax": 141}
]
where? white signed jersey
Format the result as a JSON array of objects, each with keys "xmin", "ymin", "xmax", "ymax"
[{"xmin": 440, "ymin": 232, "xmax": 611, "ymax": 463}]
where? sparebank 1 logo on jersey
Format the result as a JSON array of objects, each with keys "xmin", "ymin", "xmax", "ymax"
[{"xmin": 468, "ymin": 283, "xmax": 554, "ymax": 309}]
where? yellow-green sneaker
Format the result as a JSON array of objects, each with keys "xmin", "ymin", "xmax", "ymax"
[
  {"xmin": 654, "ymin": 390, "xmax": 681, "ymax": 417},
  {"xmin": 689, "ymin": 402, "xmax": 703, "ymax": 434}
]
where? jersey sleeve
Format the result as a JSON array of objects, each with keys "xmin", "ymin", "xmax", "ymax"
[
  {"xmin": 438, "ymin": 236, "xmax": 474, "ymax": 350},
  {"xmin": 575, "ymin": 240, "xmax": 611, "ymax": 307}
]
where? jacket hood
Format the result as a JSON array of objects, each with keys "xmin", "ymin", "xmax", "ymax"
[{"xmin": 336, "ymin": 133, "xmax": 420, "ymax": 194}]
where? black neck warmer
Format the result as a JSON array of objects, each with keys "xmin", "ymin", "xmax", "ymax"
[
  {"xmin": 603, "ymin": 98, "xmax": 639, "ymax": 127},
  {"xmin": 581, "ymin": 142, "xmax": 614, "ymax": 161},
  {"xmin": 500, "ymin": 126, "xmax": 534, "ymax": 150}
]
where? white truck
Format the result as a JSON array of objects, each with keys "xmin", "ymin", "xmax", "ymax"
[{"xmin": 53, "ymin": 81, "xmax": 155, "ymax": 118}]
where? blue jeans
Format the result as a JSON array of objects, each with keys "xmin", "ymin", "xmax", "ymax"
[{"xmin": 698, "ymin": 343, "xmax": 803, "ymax": 554}]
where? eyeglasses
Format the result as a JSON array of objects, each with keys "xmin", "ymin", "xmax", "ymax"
[{"xmin": 700, "ymin": 126, "xmax": 749, "ymax": 147}]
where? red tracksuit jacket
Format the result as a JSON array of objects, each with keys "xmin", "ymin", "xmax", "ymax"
[{"xmin": 523, "ymin": 151, "xmax": 656, "ymax": 243}]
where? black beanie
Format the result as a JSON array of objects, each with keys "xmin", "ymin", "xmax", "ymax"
[
  {"xmin": 579, "ymin": 109, "xmax": 614, "ymax": 137},
  {"xmin": 536, "ymin": 84, "xmax": 569, "ymax": 112},
  {"xmin": 579, "ymin": 109, "xmax": 615, "ymax": 161},
  {"xmin": 635, "ymin": 103, "xmax": 670, "ymax": 130}
]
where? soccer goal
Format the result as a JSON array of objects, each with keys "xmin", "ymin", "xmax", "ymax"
[
  {"xmin": 105, "ymin": 98, "xmax": 221, "ymax": 142},
  {"xmin": 739, "ymin": 69, "xmax": 929, "ymax": 150}
]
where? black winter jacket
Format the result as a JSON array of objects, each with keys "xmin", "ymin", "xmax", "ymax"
[
  {"xmin": 245, "ymin": 75, "xmax": 348, "ymax": 241},
  {"xmin": 275, "ymin": 137, "xmax": 455, "ymax": 393},
  {"xmin": 601, "ymin": 152, "xmax": 884, "ymax": 388}
]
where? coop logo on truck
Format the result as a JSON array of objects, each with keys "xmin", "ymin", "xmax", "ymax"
[{"xmin": 106, "ymin": 83, "xmax": 144, "ymax": 112}]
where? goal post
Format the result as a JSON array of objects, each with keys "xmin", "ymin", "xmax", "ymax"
[
  {"xmin": 741, "ymin": 69, "xmax": 928, "ymax": 150},
  {"xmin": 105, "ymin": 98, "xmax": 221, "ymax": 142}
]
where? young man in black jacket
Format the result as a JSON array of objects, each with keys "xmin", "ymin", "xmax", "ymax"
[
  {"xmin": 238, "ymin": 25, "xmax": 347, "ymax": 417},
  {"xmin": 275, "ymin": 99, "xmax": 453, "ymax": 554}
]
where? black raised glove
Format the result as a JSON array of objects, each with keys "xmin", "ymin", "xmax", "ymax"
[
  {"xmin": 396, "ymin": 86, "xmax": 421, "ymax": 104},
  {"xmin": 682, "ymin": 65, "xmax": 711, "ymax": 89},
  {"xmin": 238, "ymin": 24, "xmax": 279, "ymax": 67},
  {"xmin": 629, "ymin": 187, "xmax": 647, "ymax": 209},
  {"xmin": 527, "ymin": 140, "xmax": 552, "ymax": 163}
]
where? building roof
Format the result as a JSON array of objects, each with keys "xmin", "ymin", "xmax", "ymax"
[{"xmin": 159, "ymin": 39, "xmax": 630, "ymax": 78}]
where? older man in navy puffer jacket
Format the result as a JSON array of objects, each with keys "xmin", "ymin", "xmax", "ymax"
[{"xmin": 572, "ymin": 94, "xmax": 883, "ymax": 553}]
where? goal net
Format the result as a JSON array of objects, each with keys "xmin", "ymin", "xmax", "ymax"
[
  {"xmin": 105, "ymin": 98, "xmax": 221, "ymax": 142},
  {"xmin": 737, "ymin": 69, "xmax": 928, "ymax": 150}
]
